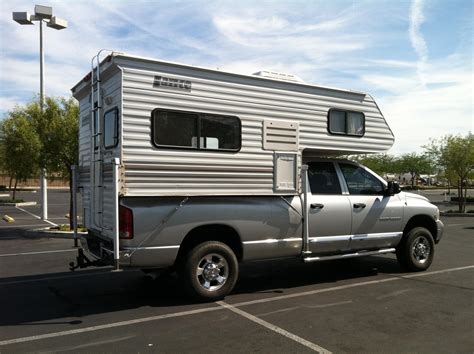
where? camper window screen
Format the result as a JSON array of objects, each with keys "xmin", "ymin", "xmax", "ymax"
[
  {"xmin": 200, "ymin": 115, "xmax": 240, "ymax": 150},
  {"xmin": 104, "ymin": 108, "xmax": 119, "ymax": 148},
  {"xmin": 328, "ymin": 109, "xmax": 365, "ymax": 136},
  {"xmin": 153, "ymin": 109, "xmax": 240, "ymax": 151},
  {"xmin": 154, "ymin": 111, "xmax": 198, "ymax": 148}
]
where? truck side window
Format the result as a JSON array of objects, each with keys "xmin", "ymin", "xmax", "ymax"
[
  {"xmin": 339, "ymin": 163, "xmax": 384, "ymax": 195},
  {"xmin": 308, "ymin": 162, "xmax": 342, "ymax": 195}
]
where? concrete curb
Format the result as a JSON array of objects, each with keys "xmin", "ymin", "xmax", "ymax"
[
  {"xmin": 440, "ymin": 212, "xmax": 474, "ymax": 217},
  {"xmin": 25, "ymin": 227, "xmax": 87, "ymax": 239},
  {"xmin": 0, "ymin": 201, "xmax": 37, "ymax": 207}
]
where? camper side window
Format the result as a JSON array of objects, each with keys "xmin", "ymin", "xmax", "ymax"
[
  {"xmin": 104, "ymin": 108, "xmax": 119, "ymax": 148},
  {"xmin": 152, "ymin": 109, "xmax": 241, "ymax": 151},
  {"xmin": 328, "ymin": 109, "xmax": 365, "ymax": 137}
]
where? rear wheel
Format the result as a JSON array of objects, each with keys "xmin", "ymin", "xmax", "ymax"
[
  {"xmin": 180, "ymin": 241, "xmax": 238, "ymax": 301},
  {"xmin": 396, "ymin": 227, "xmax": 434, "ymax": 271}
]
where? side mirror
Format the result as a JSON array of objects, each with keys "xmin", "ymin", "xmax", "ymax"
[{"xmin": 385, "ymin": 181, "xmax": 401, "ymax": 196}]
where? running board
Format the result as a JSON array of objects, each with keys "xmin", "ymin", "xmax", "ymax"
[{"xmin": 303, "ymin": 248, "xmax": 396, "ymax": 263}]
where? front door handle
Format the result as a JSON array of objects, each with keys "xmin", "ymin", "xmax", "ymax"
[
  {"xmin": 353, "ymin": 203, "xmax": 366, "ymax": 209},
  {"xmin": 310, "ymin": 203, "xmax": 324, "ymax": 209}
]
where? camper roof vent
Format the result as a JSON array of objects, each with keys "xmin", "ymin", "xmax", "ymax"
[{"xmin": 253, "ymin": 70, "xmax": 305, "ymax": 83}]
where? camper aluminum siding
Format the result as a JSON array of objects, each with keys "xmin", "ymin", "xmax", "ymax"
[
  {"xmin": 75, "ymin": 64, "xmax": 122, "ymax": 233},
  {"xmin": 74, "ymin": 53, "xmax": 394, "ymax": 200}
]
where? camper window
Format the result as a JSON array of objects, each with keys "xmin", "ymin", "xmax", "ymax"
[
  {"xmin": 328, "ymin": 109, "xmax": 365, "ymax": 136},
  {"xmin": 104, "ymin": 108, "xmax": 119, "ymax": 148},
  {"xmin": 152, "ymin": 109, "xmax": 241, "ymax": 151}
]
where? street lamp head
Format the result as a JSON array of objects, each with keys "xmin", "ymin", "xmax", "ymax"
[
  {"xmin": 34, "ymin": 5, "xmax": 52, "ymax": 19},
  {"xmin": 47, "ymin": 16, "xmax": 68, "ymax": 30},
  {"xmin": 12, "ymin": 12, "xmax": 34, "ymax": 25}
]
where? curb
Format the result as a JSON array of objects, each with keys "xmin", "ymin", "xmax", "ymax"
[
  {"xmin": 440, "ymin": 212, "xmax": 474, "ymax": 217},
  {"xmin": 25, "ymin": 227, "xmax": 87, "ymax": 239},
  {"xmin": 0, "ymin": 201, "xmax": 37, "ymax": 207}
]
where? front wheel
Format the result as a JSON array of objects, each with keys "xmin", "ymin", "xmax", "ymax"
[
  {"xmin": 180, "ymin": 241, "xmax": 239, "ymax": 301},
  {"xmin": 396, "ymin": 227, "xmax": 435, "ymax": 271}
]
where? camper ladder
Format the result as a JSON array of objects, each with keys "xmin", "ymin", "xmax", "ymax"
[{"xmin": 89, "ymin": 50, "xmax": 122, "ymax": 270}]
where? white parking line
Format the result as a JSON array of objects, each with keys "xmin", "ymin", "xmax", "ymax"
[
  {"xmin": 0, "ymin": 271, "xmax": 115, "ymax": 286},
  {"xmin": 0, "ymin": 307, "xmax": 223, "ymax": 346},
  {"xmin": 15, "ymin": 206, "xmax": 57, "ymax": 226},
  {"xmin": 0, "ymin": 249, "xmax": 78, "ymax": 257},
  {"xmin": 38, "ymin": 334, "xmax": 136, "ymax": 353},
  {"xmin": 231, "ymin": 265, "xmax": 474, "ymax": 307},
  {"xmin": 0, "ymin": 264, "xmax": 472, "ymax": 346},
  {"xmin": 217, "ymin": 301, "xmax": 331, "ymax": 353}
]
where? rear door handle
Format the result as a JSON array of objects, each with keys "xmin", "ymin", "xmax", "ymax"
[
  {"xmin": 310, "ymin": 203, "xmax": 324, "ymax": 209},
  {"xmin": 353, "ymin": 203, "xmax": 366, "ymax": 209}
]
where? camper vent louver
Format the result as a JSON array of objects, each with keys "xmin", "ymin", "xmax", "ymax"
[
  {"xmin": 263, "ymin": 120, "xmax": 299, "ymax": 151},
  {"xmin": 253, "ymin": 70, "xmax": 305, "ymax": 83}
]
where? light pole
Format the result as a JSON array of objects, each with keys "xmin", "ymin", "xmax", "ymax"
[{"xmin": 13, "ymin": 5, "xmax": 67, "ymax": 220}]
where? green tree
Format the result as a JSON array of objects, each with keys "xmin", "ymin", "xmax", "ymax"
[
  {"xmin": 352, "ymin": 154, "xmax": 396, "ymax": 178},
  {"xmin": 395, "ymin": 153, "xmax": 433, "ymax": 188},
  {"xmin": 424, "ymin": 134, "xmax": 474, "ymax": 211},
  {"xmin": 29, "ymin": 97, "xmax": 79, "ymax": 227},
  {"xmin": 439, "ymin": 134, "xmax": 473, "ymax": 212},
  {"xmin": 0, "ymin": 112, "xmax": 41, "ymax": 200},
  {"xmin": 2, "ymin": 96, "xmax": 79, "ymax": 225}
]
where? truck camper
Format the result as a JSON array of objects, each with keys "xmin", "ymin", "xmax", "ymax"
[{"xmin": 70, "ymin": 51, "xmax": 443, "ymax": 300}]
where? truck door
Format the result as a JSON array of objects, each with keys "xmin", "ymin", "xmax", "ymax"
[
  {"xmin": 337, "ymin": 162, "xmax": 404, "ymax": 250},
  {"xmin": 306, "ymin": 161, "xmax": 352, "ymax": 254}
]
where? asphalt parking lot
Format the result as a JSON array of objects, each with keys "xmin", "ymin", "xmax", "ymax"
[{"xmin": 0, "ymin": 190, "xmax": 473, "ymax": 353}]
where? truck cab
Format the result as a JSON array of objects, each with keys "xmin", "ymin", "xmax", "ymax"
[{"xmin": 304, "ymin": 159, "xmax": 443, "ymax": 262}]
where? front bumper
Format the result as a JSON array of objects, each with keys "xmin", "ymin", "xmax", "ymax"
[{"xmin": 435, "ymin": 219, "xmax": 444, "ymax": 244}]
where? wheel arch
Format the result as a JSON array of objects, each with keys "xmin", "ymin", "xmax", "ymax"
[
  {"xmin": 403, "ymin": 215, "xmax": 437, "ymax": 240},
  {"xmin": 175, "ymin": 224, "xmax": 243, "ymax": 265}
]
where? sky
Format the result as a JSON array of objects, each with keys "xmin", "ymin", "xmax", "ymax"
[{"xmin": 0, "ymin": 0, "xmax": 472, "ymax": 154}]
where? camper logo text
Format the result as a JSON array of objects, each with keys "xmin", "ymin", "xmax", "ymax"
[{"xmin": 153, "ymin": 76, "xmax": 192, "ymax": 91}]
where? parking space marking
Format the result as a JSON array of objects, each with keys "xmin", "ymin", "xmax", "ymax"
[
  {"xmin": 376, "ymin": 289, "xmax": 412, "ymax": 300},
  {"xmin": 0, "ymin": 264, "xmax": 472, "ymax": 346},
  {"xmin": 256, "ymin": 306, "xmax": 300, "ymax": 317},
  {"xmin": 306, "ymin": 300, "xmax": 353, "ymax": 309},
  {"xmin": 0, "ymin": 249, "xmax": 78, "ymax": 258},
  {"xmin": 0, "ymin": 306, "xmax": 222, "ymax": 346},
  {"xmin": 15, "ymin": 206, "xmax": 57, "ymax": 227},
  {"xmin": 217, "ymin": 301, "xmax": 331, "ymax": 353},
  {"xmin": 0, "ymin": 223, "xmax": 48, "ymax": 229},
  {"xmin": 38, "ymin": 334, "xmax": 136, "ymax": 353},
  {"xmin": 0, "ymin": 271, "xmax": 116, "ymax": 286},
  {"xmin": 232, "ymin": 265, "xmax": 474, "ymax": 307}
]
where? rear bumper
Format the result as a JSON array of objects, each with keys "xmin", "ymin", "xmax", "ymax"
[
  {"xmin": 80, "ymin": 232, "xmax": 177, "ymax": 268},
  {"xmin": 79, "ymin": 234, "xmax": 131, "ymax": 267}
]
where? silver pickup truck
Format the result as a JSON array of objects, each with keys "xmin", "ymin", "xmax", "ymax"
[{"xmin": 78, "ymin": 159, "xmax": 444, "ymax": 301}]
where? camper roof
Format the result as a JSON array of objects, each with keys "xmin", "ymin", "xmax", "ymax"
[{"xmin": 72, "ymin": 51, "xmax": 367, "ymax": 99}]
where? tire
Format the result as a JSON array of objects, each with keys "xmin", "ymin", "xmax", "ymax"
[
  {"xmin": 396, "ymin": 227, "xmax": 435, "ymax": 271},
  {"xmin": 180, "ymin": 241, "xmax": 239, "ymax": 301}
]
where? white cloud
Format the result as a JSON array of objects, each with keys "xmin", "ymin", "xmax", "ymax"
[
  {"xmin": 0, "ymin": 0, "xmax": 471, "ymax": 155},
  {"xmin": 373, "ymin": 54, "xmax": 473, "ymax": 154},
  {"xmin": 409, "ymin": 0, "xmax": 428, "ymax": 86}
]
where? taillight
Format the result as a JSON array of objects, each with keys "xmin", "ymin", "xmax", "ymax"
[{"xmin": 119, "ymin": 205, "xmax": 133, "ymax": 239}]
